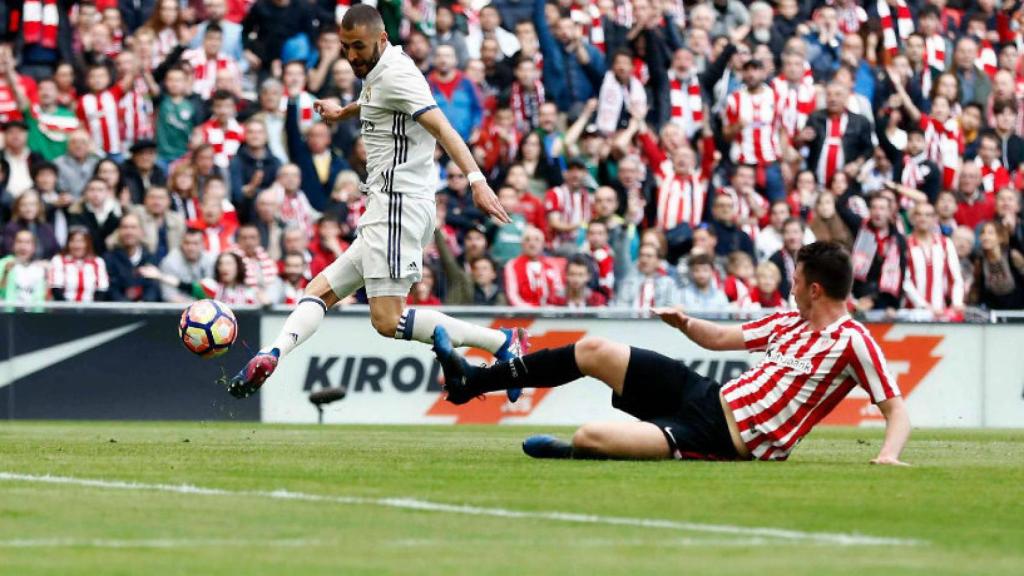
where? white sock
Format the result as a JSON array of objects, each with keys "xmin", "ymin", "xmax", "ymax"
[
  {"xmin": 266, "ymin": 297, "xmax": 327, "ymax": 357},
  {"xmin": 397, "ymin": 308, "xmax": 506, "ymax": 352}
]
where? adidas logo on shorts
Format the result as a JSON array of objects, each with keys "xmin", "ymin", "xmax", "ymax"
[{"xmin": 408, "ymin": 262, "xmax": 418, "ymax": 272}]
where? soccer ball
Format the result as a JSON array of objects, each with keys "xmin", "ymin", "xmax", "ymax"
[{"xmin": 179, "ymin": 299, "xmax": 238, "ymax": 358}]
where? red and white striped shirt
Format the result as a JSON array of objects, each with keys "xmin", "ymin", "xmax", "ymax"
[
  {"xmin": 186, "ymin": 49, "xmax": 241, "ymax": 100},
  {"xmin": 724, "ymin": 86, "xmax": 780, "ymax": 165},
  {"xmin": 200, "ymin": 118, "xmax": 244, "ymax": 168},
  {"xmin": 878, "ymin": 0, "xmax": 913, "ymax": 57},
  {"xmin": 119, "ymin": 79, "xmax": 153, "ymax": 148},
  {"xmin": 921, "ymin": 114, "xmax": 962, "ymax": 189},
  {"xmin": 49, "ymin": 255, "xmax": 109, "ymax": 302},
  {"xmin": 668, "ymin": 71, "xmax": 703, "ymax": 139},
  {"xmin": 722, "ymin": 311, "xmax": 901, "ymax": 461},
  {"xmin": 272, "ymin": 187, "xmax": 319, "ymax": 239},
  {"xmin": 231, "ymin": 246, "xmax": 278, "ymax": 288},
  {"xmin": 903, "ymin": 233, "xmax": 964, "ymax": 311},
  {"xmin": 653, "ymin": 136, "xmax": 716, "ymax": 231},
  {"xmin": 78, "ymin": 86, "xmax": 124, "ymax": 155},
  {"xmin": 771, "ymin": 75, "xmax": 816, "ymax": 141},
  {"xmin": 544, "ymin": 185, "xmax": 592, "ymax": 249}
]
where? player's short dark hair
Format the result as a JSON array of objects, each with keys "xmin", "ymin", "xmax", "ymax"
[
  {"xmin": 341, "ymin": 4, "xmax": 385, "ymax": 32},
  {"xmin": 211, "ymin": 89, "xmax": 235, "ymax": 103},
  {"xmin": 979, "ymin": 129, "xmax": 1001, "ymax": 146},
  {"xmin": 783, "ymin": 217, "xmax": 804, "ymax": 232},
  {"xmin": 567, "ymin": 254, "xmax": 592, "ymax": 272},
  {"xmin": 797, "ymin": 242, "xmax": 853, "ymax": 300},
  {"xmin": 688, "ymin": 252, "xmax": 715, "ymax": 268},
  {"xmin": 993, "ymin": 99, "xmax": 1018, "ymax": 116}
]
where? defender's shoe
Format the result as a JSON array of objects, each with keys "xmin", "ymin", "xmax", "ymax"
[
  {"xmin": 522, "ymin": 435, "xmax": 573, "ymax": 459},
  {"xmin": 494, "ymin": 327, "xmax": 529, "ymax": 403},
  {"xmin": 224, "ymin": 349, "xmax": 279, "ymax": 399},
  {"xmin": 432, "ymin": 326, "xmax": 480, "ymax": 405}
]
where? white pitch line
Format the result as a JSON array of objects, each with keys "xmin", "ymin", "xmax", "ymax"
[{"xmin": 0, "ymin": 472, "xmax": 923, "ymax": 547}]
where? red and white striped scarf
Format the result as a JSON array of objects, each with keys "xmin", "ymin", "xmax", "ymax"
[
  {"xmin": 571, "ymin": 2, "xmax": 605, "ymax": 53},
  {"xmin": 878, "ymin": 0, "xmax": 914, "ymax": 56},
  {"xmin": 188, "ymin": 49, "xmax": 240, "ymax": 100},
  {"xmin": 977, "ymin": 40, "xmax": 998, "ymax": 78},
  {"xmin": 201, "ymin": 118, "xmax": 245, "ymax": 168},
  {"xmin": 280, "ymin": 91, "xmax": 316, "ymax": 134},
  {"xmin": 668, "ymin": 71, "xmax": 702, "ymax": 139},
  {"xmin": 22, "ymin": 0, "xmax": 59, "ymax": 50},
  {"xmin": 906, "ymin": 233, "xmax": 961, "ymax": 310},
  {"xmin": 78, "ymin": 88, "xmax": 123, "ymax": 154},
  {"xmin": 509, "ymin": 80, "xmax": 544, "ymax": 133},
  {"xmin": 852, "ymin": 223, "xmax": 902, "ymax": 296},
  {"xmin": 31, "ymin": 104, "xmax": 80, "ymax": 142},
  {"xmin": 924, "ymin": 34, "xmax": 946, "ymax": 71},
  {"xmin": 120, "ymin": 78, "xmax": 153, "ymax": 147},
  {"xmin": 656, "ymin": 173, "xmax": 706, "ymax": 230},
  {"xmin": 837, "ymin": 3, "xmax": 867, "ymax": 35}
]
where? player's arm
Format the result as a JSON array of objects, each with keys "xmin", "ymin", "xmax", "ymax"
[
  {"xmin": 313, "ymin": 99, "xmax": 361, "ymax": 122},
  {"xmin": 416, "ymin": 107, "xmax": 510, "ymax": 224},
  {"xmin": 872, "ymin": 396, "xmax": 911, "ymax": 466},
  {"xmin": 652, "ymin": 307, "xmax": 746, "ymax": 351}
]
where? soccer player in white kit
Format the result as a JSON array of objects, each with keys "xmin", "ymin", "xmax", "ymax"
[{"xmin": 225, "ymin": 5, "xmax": 526, "ymax": 400}]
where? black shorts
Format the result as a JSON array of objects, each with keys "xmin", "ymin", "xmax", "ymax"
[{"xmin": 611, "ymin": 347, "xmax": 739, "ymax": 460}]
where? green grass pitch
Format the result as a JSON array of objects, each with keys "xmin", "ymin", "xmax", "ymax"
[{"xmin": 0, "ymin": 422, "xmax": 1022, "ymax": 575}]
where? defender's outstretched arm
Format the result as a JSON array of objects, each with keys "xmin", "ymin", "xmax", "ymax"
[{"xmin": 653, "ymin": 307, "xmax": 746, "ymax": 351}]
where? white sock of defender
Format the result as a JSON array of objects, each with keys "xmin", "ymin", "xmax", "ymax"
[
  {"xmin": 396, "ymin": 308, "xmax": 506, "ymax": 352},
  {"xmin": 265, "ymin": 296, "xmax": 327, "ymax": 357}
]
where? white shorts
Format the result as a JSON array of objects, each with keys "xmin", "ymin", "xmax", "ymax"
[{"xmin": 322, "ymin": 191, "xmax": 436, "ymax": 299}]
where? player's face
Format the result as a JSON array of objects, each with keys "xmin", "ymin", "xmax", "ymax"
[
  {"xmin": 792, "ymin": 263, "xmax": 812, "ymax": 317},
  {"xmin": 341, "ymin": 25, "xmax": 387, "ymax": 79}
]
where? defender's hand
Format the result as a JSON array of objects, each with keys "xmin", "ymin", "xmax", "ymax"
[
  {"xmin": 472, "ymin": 181, "xmax": 511, "ymax": 224},
  {"xmin": 652, "ymin": 307, "xmax": 690, "ymax": 331},
  {"xmin": 314, "ymin": 99, "xmax": 346, "ymax": 122}
]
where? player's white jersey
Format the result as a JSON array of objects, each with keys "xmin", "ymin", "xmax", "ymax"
[{"xmin": 359, "ymin": 43, "xmax": 439, "ymax": 200}]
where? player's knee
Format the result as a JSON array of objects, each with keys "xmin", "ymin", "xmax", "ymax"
[
  {"xmin": 370, "ymin": 311, "xmax": 400, "ymax": 338},
  {"xmin": 572, "ymin": 424, "xmax": 608, "ymax": 453},
  {"xmin": 575, "ymin": 337, "xmax": 610, "ymax": 370}
]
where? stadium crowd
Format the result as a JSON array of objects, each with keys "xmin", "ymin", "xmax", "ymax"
[{"xmin": 1, "ymin": 0, "xmax": 1024, "ymax": 318}]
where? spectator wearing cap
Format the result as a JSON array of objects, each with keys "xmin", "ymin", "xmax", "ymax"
[
  {"xmin": 504, "ymin": 226, "xmax": 564, "ymax": 307},
  {"xmin": 121, "ymin": 139, "xmax": 167, "ymax": 205},
  {"xmin": 1, "ymin": 120, "xmax": 44, "ymax": 198},
  {"xmin": 428, "ymin": 45, "xmax": 483, "ymax": 143},
  {"xmin": 230, "ymin": 117, "xmax": 281, "ymax": 221},
  {"xmin": 799, "ymin": 81, "xmax": 874, "ymax": 192},
  {"xmin": 531, "ymin": 0, "xmax": 605, "ymax": 113},
  {"xmin": 158, "ymin": 227, "xmax": 216, "ymax": 304},
  {"xmin": 545, "ymin": 158, "xmax": 593, "ymax": 255},
  {"xmin": 103, "ymin": 213, "xmax": 161, "ymax": 302},
  {"xmin": 2, "ymin": 190, "xmax": 59, "ymax": 259},
  {"xmin": 67, "ymin": 178, "xmax": 121, "ymax": 256}
]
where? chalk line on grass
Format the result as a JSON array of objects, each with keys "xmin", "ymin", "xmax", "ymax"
[
  {"xmin": 0, "ymin": 471, "xmax": 924, "ymax": 547},
  {"xmin": 0, "ymin": 538, "xmax": 320, "ymax": 549}
]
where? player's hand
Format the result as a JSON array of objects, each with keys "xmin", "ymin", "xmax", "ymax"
[
  {"xmin": 652, "ymin": 307, "xmax": 690, "ymax": 331},
  {"xmin": 471, "ymin": 181, "xmax": 511, "ymax": 224},
  {"xmin": 870, "ymin": 456, "xmax": 910, "ymax": 466},
  {"xmin": 313, "ymin": 99, "xmax": 346, "ymax": 122}
]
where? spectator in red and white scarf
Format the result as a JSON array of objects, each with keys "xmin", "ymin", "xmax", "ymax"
[
  {"xmin": 231, "ymin": 222, "xmax": 280, "ymax": 292},
  {"xmin": 184, "ymin": 23, "xmax": 240, "ymax": 101},
  {"xmin": 844, "ymin": 192, "xmax": 908, "ymax": 312},
  {"xmin": 502, "ymin": 57, "xmax": 544, "ymax": 134},
  {"xmin": 550, "ymin": 253, "xmax": 607, "ymax": 308},
  {"xmin": 198, "ymin": 89, "xmax": 244, "ymax": 169},
  {"xmin": 76, "ymin": 64, "xmax": 134, "ymax": 159}
]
